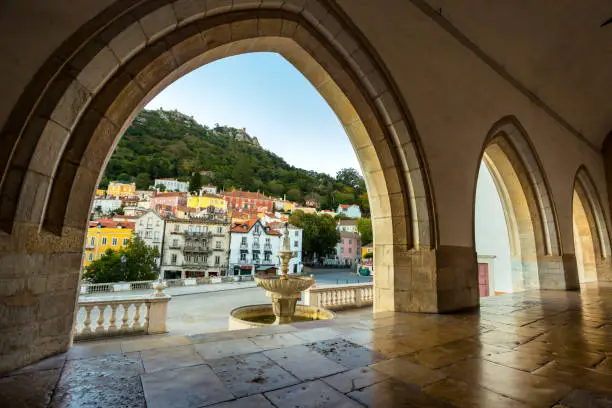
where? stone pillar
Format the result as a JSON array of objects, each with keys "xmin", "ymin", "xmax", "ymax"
[
  {"xmin": 374, "ymin": 245, "xmax": 479, "ymax": 314},
  {"xmin": 147, "ymin": 296, "xmax": 171, "ymax": 334},
  {"xmin": 596, "ymin": 257, "xmax": 612, "ymax": 282},
  {"xmin": 538, "ymin": 255, "xmax": 579, "ymax": 290},
  {"xmin": 601, "ymin": 134, "xmax": 612, "ymax": 222}
]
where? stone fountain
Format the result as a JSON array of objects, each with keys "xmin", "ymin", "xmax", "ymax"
[{"xmin": 229, "ymin": 223, "xmax": 333, "ymax": 329}]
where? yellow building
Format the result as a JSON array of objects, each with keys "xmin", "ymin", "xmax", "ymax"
[
  {"xmin": 283, "ymin": 201, "xmax": 296, "ymax": 212},
  {"xmin": 361, "ymin": 243, "xmax": 374, "ymax": 263},
  {"xmin": 95, "ymin": 189, "xmax": 106, "ymax": 197},
  {"xmin": 187, "ymin": 195, "xmax": 227, "ymax": 211},
  {"xmin": 106, "ymin": 182, "xmax": 136, "ymax": 197},
  {"xmin": 83, "ymin": 219, "xmax": 134, "ymax": 266}
]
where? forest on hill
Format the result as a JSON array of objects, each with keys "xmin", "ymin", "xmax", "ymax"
[{"xmin": 101, "ymin": 109, "xmax": 369, "ymax": 212}]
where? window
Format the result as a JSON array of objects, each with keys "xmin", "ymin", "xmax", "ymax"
[
  {"xmin": 122, "ymin": 238, "xmax": 128, "ymax": 246},
  {"xmin": 240, "ymin": 252, "xmax": 247, "ymax": 261},
  {"xmin": 216, "ymin": 241, "xmax": 222, "ymax": 249},
  {"xmin": 154, "ymin": 232, "xmax": 160, "ymax": 241},
  {"xmin": 101, "ymin": 237, "xmax": 107, "ymax": 245},
  {"xmin": 171, "ymin": 254, "xmax": 177, "ymax": 265},
  {"xmin": 89, "ymin": 237, "xmax": 95, "ymax": 246},
  {"xmin": 174, "ymin": 224, "xmax": 180, "ymax": 232},
  {"xmin": 194, "ymin": 255, "xmax": 198, "ymax": 263},
  {"xmin": 349, "ymin": 239, "xmax": 352, "ymax": 245},
  {"xmin": 294, "ymin": 241, "xmax": 298, "ymax": 248},
  {"xmin": 203, "ymin": 226, "xmax": 208, "ymax": 232},
  {"xmin": 264, "ymin": 253, "xmax": 271, "ymax": 262},
  {"xmin": 217, "ymin": 226, "xmax": 222, "ymax": 233},
  {"xmin": 145, "ymin": 231, "xmax": 152, "ymax": 238},
  {"xmin": 186, "ymin": 255, "xmax": 191, "ymax": 262},
  {"xmin": 156, "ymin": 220, "xmax": 161, "ymax": 227},
  {"xmin": 203, "ymin": 255, "xmax": 208, "ymax": 263},
  {"xmin": 349, "ymin": 247, "xmax": 352, "ymax": 253},
  {"xmin": 295, "ymin": 231, "xmax": 298, "ymax": 237},
  {"xmin": 112, "ymin": 237, "xmax": 118, "ymax": 246},
  {"xmin": 266, "ymin": 237, "xmax": 270, "ymax": 244},
  {"xmin": 172, "ymin": 239, "xmax": 178, "ymax": 247},
  {"xmin": 88, "ymin": 253, "xmax": 93, "ymax": 261},
  {"xmin": 241, "ymin": 237, "xmax": 247, "ymax": 245},
  {"xmin": 215, "ymin": 256, "xmax": 220, "ymax": 265},
  {"xmin": 341, "ymin": 247, "xmax": 344, "ymax": 253}
]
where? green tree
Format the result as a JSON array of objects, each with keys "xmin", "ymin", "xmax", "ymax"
[
  {"xmin": 189, "ymin": 172, "xmax": 202, "ymax": 193},
  {"xmin": 135, "ymin": 172, "xmax": 151, "ymax": 190},
  {"xmin": 288, "ymin": 209, "xmax": 305, "ymax": 227},
  {"xmin": 293, "ymin": 213, "xmax": 339, "ymax": 258},
  {"xmin": 336, "ymin": 168, "xmax": 363, "ymax": 190},
  {"xmin": 83, "ymin": 236, "xmax": 159, "ymax": 283},
  {"xmin": 357, "ymin": 217, "xmax": 373, "ymax": 245},
  {"xmin": 286, "ymin": 188, "xmax": 301, "ymax": 202},
  {"xmin": 358, "ymin": 192, "xmax": 370, "ymax": 215}
]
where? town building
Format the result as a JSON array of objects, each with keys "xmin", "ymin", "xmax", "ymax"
[
  {"xmin": 361, "ymin": 242, "xmax": 374, "ymax": 266},
  {"xmin": 160, "ymin": 214, "xmax": 231, "ymax": 279},
  {"xmin": 95, "ymin": 189, "xmax": 106, "ymax": 197},
  {"xmin": 291, "ymin": 206, "xmax": 317, "ymax": 214},
  {"xmin": 133, "ymin": 211, "xmax": 165, "ymax": 267},
  {"xmin": 106, "ymin": 182, "xmax": 136, "ymax": 198},
  {"xmin": 174, "ymin": 206, "xmax": 196, "ymax": 219},
  {"xmin": 223, "ymin": 190, "xmax": 274, "ymax": 212},
  {"xmin": 83, "ymin": 219, "xmax": 134, "ymax": 266},
  {"xmin": 228, "ymin": 219, "xmax": 280, "ymax": 276},
  {"xmin": 337, "ymin": 219, "xmax": 358, "ymax": 233},
  {"xmin": 187, "ymin": 194, "xmax": 227, "ymax": 212},
  {"xmin": 154, "ymin": 178, "xmax": 188, "ymax": 192},
  {"xmin": 269, "ymin": 222, "xmax": 303, "ymax": 274},
  {"xmin": 123, "ymin": 207, "xmax": 148, "ymax": 217},
  {"xmin": 200, "ymin": 185, "xmax": 218, "ymax": 195},
  {"xmin": 150, "ymin": 192, "xmax": 187, "ymax": 212},
  {"xmin": 335, "ymin": 231, "xmax": 361, "ymax": 266},
  {"xmin": 337, "ymin": 204, "xmax": 362, "ymax": 219},
  {"xmin": 92, "ymin": 197, "xmax": 122, "ymax": 215}
]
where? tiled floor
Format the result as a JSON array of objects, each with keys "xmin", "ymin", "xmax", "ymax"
[{"xmin": 2, "ymin": 283, "xmax": 612, "ymax": 407}]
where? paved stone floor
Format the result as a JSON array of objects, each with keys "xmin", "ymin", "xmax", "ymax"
[{"xmin": 2, "ymin": 283, "xmax": 612, "ymax": 407}]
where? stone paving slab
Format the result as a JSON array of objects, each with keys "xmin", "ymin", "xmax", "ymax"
[{"xmin": 3, "ymin": 285, "xmax": 612, "ymax": 407}]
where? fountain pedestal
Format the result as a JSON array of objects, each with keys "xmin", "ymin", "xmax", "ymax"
[{"xmin": 269, "ymin": 292, "xmax": 300, "ymax": 324}]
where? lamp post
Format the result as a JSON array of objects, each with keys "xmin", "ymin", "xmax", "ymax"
[{"xmin": 121, "ymin": 254, "xmax": 127, "ymax": 281}]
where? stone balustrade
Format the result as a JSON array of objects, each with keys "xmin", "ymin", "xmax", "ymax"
[
  {"xmin": 80, "ymin": 275, "xmax": 254, "ymax": 294},
  {"xmin": 303, "ymin": 283, "xmax": 373, "ymax": 310},
  {"xmin": 74, "ymin": 283, "xmax": 171, "ymax": 341}
]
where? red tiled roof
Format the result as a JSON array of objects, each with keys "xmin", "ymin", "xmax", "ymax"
[
  {"xmin": 223, "ymin": 190, "xmax": 271, "ymax": 199},
  {"xmin": 89, "ymin": 219, "xmax": 135, "ymax": 229},
  {"xmin": 153, "ymin": 192, "xmax": 185, "ymax": 198},
  {"xmin": 231, "ymin": 219, "xmax": 281, "ymax": 235}
]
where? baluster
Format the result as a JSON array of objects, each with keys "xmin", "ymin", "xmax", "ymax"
[
  {"xmin": 132, "ymin": 302, "xmax": 142, "ymax": 330},
  {"xmin": 95, "ymin": 305, "xmax": 106, "ymax": 333},
  {"xmin": 322, "ymin": 292, "xmax": 329, "ymax": 308},
  {"xmin": 82, "ymin": 305, "xmax": 94, "ymax": 334},
  {"xmin": 108, "ymin": 304, "xmax": 118, "ymax": 332},
  {"xmin": 143, "ymin": 303, "xmax": 151, "ymax": 332},
  {"xmin": 73, "ymin": 307, "xmax": 81, "ymax": 336},
  {"xmin": 332, "ymin": 290, "xmax": 338, "ymax": 306},
  {"xmin": 120, "ymin": 303, "xmax": 131, "ymax": 330}
]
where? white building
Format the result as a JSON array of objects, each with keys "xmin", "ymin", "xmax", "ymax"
[
  {"xmin": 92, "ymin": 198, "xmax": 121, "ymax": 214},
  {"xmin": 337, "ymin": 219, "xmax": 358, "ymax": 233},
  {"xmin": 134, "ymin": 211, "xmax": 165, "ymax": 267},
  {"xmin": 160, "ymin": 214, "xmax": 231, "ymax": 279},
  {"xmin": 200, "ymin": 185, "xmax": 218, "ymax": 195},
  {"xmin": 337, "ymin": 204, "xmax": 362, "ymax": 219},
  {"xmin": 229, "ymin": 220, "xmax": 303, "ymax": 276},
  {"xmin": 154, "ymin": 178, "xmax": 188, "ymax": 192}
]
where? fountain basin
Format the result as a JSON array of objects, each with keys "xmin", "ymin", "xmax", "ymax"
[
  {"xmin": 229, "ymin": 304, "xmax": 334, "ymax": 330},
  {"xmin": 254, "ymin": 274, "xmax": 315, "ymax": 296}
]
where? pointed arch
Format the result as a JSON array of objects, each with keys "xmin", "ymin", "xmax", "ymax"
[
  {"xmin": 475, "ymin": 116, "xmax": 570, "ymax": 291},
  {"xmin": 573, "ymin": 166, "xmax": 612, "ymax": 282}
]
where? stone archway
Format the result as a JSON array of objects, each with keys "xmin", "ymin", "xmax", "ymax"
[
  {"xmin": 0, "ymin": 1, "xmax": 438, "ymax": 372},
  {"xmin": 573, "ymin": 167, "xmax": 612, "ymax": 283},
  {"xmin": 475, "ymin": 116, "xmax": 574, "ymax": 292}
]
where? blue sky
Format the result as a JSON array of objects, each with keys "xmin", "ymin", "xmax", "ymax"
[{"xmin": 146, "ymin": 52, "xmax": 360, "ymax": 177}]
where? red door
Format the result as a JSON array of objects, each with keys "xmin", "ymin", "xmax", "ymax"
[{"xmin": 478, "ymin": 263, "xmax": 490, "ymax": 297}]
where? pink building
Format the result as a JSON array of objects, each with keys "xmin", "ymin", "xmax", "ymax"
[
  {"xmin": 335, "ymin": 231, "xmax": 361, "ymax": 266},
  {"xmin": 150, "ymin": 192, "xmax": 187, "ymax": 211}
]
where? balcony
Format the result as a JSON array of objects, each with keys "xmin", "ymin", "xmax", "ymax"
[
  {"xmin": 182, "ymin": 263, "xmax": 209, "ymax": 269},
  {"xmin": 183, "ymin": 246, "xmax": 211, "ymax": 253},
  {"xmin": 213, "ymin": 247, "xmax": 225, "ymax": 252},
  {"xmin": 184, "ymin": 231, "xmax": 213, "ymax": 238}
]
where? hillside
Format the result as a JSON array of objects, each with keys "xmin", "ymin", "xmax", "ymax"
[{"xmin": 101, "ymin": 109, "xmax": 368, "ymax": 211}]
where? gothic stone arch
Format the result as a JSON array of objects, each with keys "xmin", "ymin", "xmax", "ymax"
[
  {"xmin": 477, "ymin": 117, "xmax": 575, "ymax": 292},
  {"xmin": 0, "ymin": 0, "xmax": 442, "ymax": 372}
]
